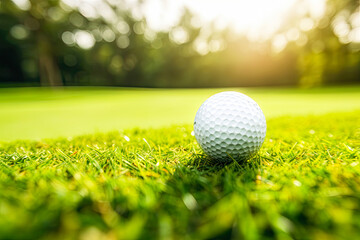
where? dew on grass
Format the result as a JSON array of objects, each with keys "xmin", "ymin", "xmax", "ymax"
[
  {"xmin": 293, "ymin": 180, "xmax": 302, "ymax": 187},
  {"xmin": 350, "ymin": 162, "xmax": 358, "ymax": 167},
  {"xmin": 183, "ymin": 193, "xmax": 198, "ymax": 211}
]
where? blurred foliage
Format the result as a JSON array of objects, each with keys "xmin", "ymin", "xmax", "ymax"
[
  {"xmin": 290, "ymin": 0, "xmax": 360, "ymax": 87},
  {"xmin": 0, "ymin": 0, "xmax": 359, "ymax": 87}
]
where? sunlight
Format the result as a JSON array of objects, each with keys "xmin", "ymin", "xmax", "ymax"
[
  {"xmin": 185, "ymin": 0, "xmax": 298, "ymax": 40},
  {"xmin": 183, "ymin": 0, "xmax": 326, "ymax": 41},
  {"xmin": 137, "ymin": 0, "xmax": 327, "ymax": 41},
  {"xmin": 60, "ymin": 0, "xmax": 327, "ymax": 41}
]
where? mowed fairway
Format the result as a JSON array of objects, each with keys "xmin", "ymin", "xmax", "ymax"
[
  {"xmin": 0, "ymin": 86, "xmax": 359, "ymax": 239},
  {"xmin": 0, "ymin": 86, "xmax": 359, "ymax": 141}
]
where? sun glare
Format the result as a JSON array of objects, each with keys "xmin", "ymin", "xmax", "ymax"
[
  {"xmin": 134, "ymin": 0, "xmax": 327, "ymax": 41},
  {"xmin": 185, "ymin": 0, "xmax": 297, "ymax": 40},
  {"xmin": 183, "ymin": 0, "xmax": 327, "ymax": 41},
  {"xmin": 59, "ymin": 0, "xmax": 327, "ymax": 42}
]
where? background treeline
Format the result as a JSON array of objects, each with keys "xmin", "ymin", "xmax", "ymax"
[{"xmin": 0, "ymin": 0, "xmax": 359, "ymax": 88}]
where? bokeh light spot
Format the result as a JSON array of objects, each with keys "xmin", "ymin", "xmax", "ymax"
[
  {"xmin": 11, "ymin": 0, "xmax": 31, "ymax": 11},
  {"xmin": 70, "ymin": 12, "xmax": 85, "ymax": 27},
  {"xmin": 169, "ymin": 27, "xmax": 189, "ymax": 45},
  {"xmin": 117, "ymin": 21, "xmax": 130, "ymax": 35},
  {"xmin": 48, "ymin": 7, "xmax": 65, "ymax": 22},
  {"xmin": 350, "ymin": 11, "xmax": 360, "ymax": 28},
  {"xmin": 62, "ymin": 31, "xmax": 75, "ymax": 46},
  {"xmin": 116, "ymin": 36, "xmax": 130, "ymax": 49},
  {"xmin": 75, "ymin": 30, "xmax": 96, "ymax": 49},
  {"xmin": 348, "ymin": 27, "xmax": 360, "ymax": 43},
  {"xmin": 102, "ymin": 28, "xmax": 116, "ymax": 42},
  {"xmin": 10, "ymin": 25, "xmax": 29, "ymax": 40},
  {"xmin": 133, "ymin": 22, "xmax": 145, "ymax": 35},
  {"xmin": 272, "ymin": 34, "xmax": 288, "ymax": 53},
  {"xmin": 151, "ymin": 39, "xmax": 163, "ymax": 49},
  {"xmin": 193, "ymin": 40, "xmax": 209, "ymax": 55},
  {"xmin": 78, "ymin": 2, "xmax": 98, "ymax": 20},
  {"xmin": 144, "ymin": 28, "xmax": 157, "ymax": 42},
  {"xmin": 332, "ymin": 20, "xmax": 350, "ymax": 38},
  {"xmin": 286, "ymin": 28, "xmax": 300, "ymax": 41},
  {"xmin": 299, "ymin": 18, "xmax": 315, "ymax": 31},
  {"xmin": 208, "ymin": 39, "xmax": 225, "ymax": 52}
]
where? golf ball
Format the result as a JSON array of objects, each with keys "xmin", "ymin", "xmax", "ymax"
[{"xmin": 194, "ymin": 91, "xmax": 266, "ymax": 161}]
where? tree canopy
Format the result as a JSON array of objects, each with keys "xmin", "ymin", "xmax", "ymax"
[{"xmin": 0, "ymin": 0, "xmax": 359, "ymax": 87}]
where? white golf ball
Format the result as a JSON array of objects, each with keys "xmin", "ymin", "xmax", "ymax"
[{"xmin": 194, "ymin": 91, "xmax": 266, "ymax": 161}]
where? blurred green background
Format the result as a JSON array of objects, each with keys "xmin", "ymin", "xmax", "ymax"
[
  {"xmin": 0, "ymin": 0, "xmax": 359, "ymax": 88},
  {"xmin": 0, "ymin": 0, "xmax": 360, "ymax": 141}
]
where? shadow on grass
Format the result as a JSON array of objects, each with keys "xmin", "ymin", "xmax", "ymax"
[{"xmin": 186, "ymin": 153, "xmax": 263, "ymax": 173}]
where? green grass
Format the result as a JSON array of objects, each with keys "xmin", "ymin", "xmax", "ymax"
[
  {"xmin": 0, "ymin": 86, "xmax": 359, "ymax": 141},
  {"xmin": 0, "ymin": 112, "xmax": 359, "ymax": 239},
  {"xmin": 0, "ymin": 87, "xmax": 359, "ymax": 239}
]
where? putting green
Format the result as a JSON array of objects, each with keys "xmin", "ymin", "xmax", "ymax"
[{"xmin": 0, "ymin": 86, "xmax": 359, "ymax": 141}]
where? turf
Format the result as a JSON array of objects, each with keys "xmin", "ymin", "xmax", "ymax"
[
  {"xmin": 1, "ymin": 86, "xmax": 360, "ymax": 141},
  {"xmin": 0, "ymin": 110, "xmax": 359, "ymax": 239}
]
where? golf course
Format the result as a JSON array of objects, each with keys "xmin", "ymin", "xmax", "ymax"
[
  {"xmin": 1, "ymin": 0, "xmax": 360, "ymax": 238},
  {"xmin": 0, "ymin": 86, "xmax": 359, "ymax": 239},
  {"xmin": 1, "ymin": 86, "xmax": 359, "ymax": 141}
]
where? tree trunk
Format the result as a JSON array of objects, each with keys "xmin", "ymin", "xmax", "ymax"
[{"xmin": 37, "ymin": 32, "xmax": 63, "ymax": 86}]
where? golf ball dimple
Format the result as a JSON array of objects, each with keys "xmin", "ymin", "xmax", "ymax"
[{"xmin": 194, "ymin": 91, "xmax": 266, "ymax": 162}]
